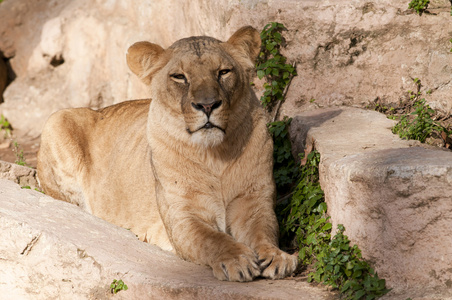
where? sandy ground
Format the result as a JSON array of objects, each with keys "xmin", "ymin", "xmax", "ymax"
[{"xmin": 0, "ymin": 136, "xmax": 39, "ymax": 168}]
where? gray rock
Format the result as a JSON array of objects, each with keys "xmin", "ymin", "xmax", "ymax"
[
  {"xmin": 0, "ymin": 179, "xmax": 335, "ymax": 299},
  {"xmin": 290, "ymin": 107, "xmax": 452, "ymax": 298}
]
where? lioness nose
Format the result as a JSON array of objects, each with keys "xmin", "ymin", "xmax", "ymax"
[{"xmin": 191, "ymin": 100, "xmax": 222, "ymax": 117}]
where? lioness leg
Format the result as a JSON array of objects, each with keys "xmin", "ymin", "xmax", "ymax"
[
  {"xmin": 37, "ymin": 109, "xmax": 93, "ymax": 211},
  {"xmin": 227, "ymin": 191, "xmax": 299, "ymax": 279},
  {"xmin": 153, "ymin": 188, "xmax": 261, "ymax": 282},
  {"xmin": 174, "ymin": 217, "xmax": 261, "ymax": 282}
]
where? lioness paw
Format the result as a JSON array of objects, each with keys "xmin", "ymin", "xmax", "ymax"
[
  {"xmin": 211, "ymin": 244, "xmax": 261, "ymax": 282},
  {"xmin": 257, "ymin": 247, "xmax": 298, "ymax": 279}
]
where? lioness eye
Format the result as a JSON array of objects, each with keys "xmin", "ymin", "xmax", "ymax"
[
  {"xmin": 170, "ymin": 74, "xmax": 186, "ymax": 81},
  {"xmin": 219, "ymin": 69, "xmax": 231, "ymax": 77}
]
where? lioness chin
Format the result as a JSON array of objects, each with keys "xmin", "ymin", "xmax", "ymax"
[{"xmin": 37, "ymin": 26, "xmax": 298, "ymax": 282}]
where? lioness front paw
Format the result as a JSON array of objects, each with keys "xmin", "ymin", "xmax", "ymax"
[
  {"xmin": 211, "ymin": 244, "xmax": 261, "ymax": 282},
  {"xmin": 257, "ymin": 246, "xmax": 298, "ymax": 279}
]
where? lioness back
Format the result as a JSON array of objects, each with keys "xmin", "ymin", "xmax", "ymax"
[
  {"xmin": 38, "ymin": 26, "xmax": 298, "ymax": 282},
  {"xmin": 38, "ymin": 99, "xmax": 172, "ymax": 249}
]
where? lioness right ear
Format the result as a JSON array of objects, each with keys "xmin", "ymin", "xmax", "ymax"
[
  {"xmin": 126, "ymin": 42, "xmax": 166, "ymax": 85},
  {"xmin": 227, "ymin": 26, "xmax": 261, "ymax": 62}
]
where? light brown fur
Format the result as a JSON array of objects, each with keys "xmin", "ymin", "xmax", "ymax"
[{"xmin": 37, "ymin": 26, "xmax": 298, "ymax": 282}]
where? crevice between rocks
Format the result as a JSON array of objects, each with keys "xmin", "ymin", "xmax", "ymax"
[{"xmin": 20, "ymin": 233, "xmax": 41, "ymax": 255}]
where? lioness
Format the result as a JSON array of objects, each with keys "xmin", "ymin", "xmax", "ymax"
[{"xmin": 37, "ymin": 26, "xmax": 298, "ymax": 282}]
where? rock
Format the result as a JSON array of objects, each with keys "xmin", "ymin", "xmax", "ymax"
[
  {"xmin": 290, "ymin": 107, "xmax": 452, "ymax": 299},
  {"xmin": 0, "ymin": 0, "xmax": 451, "ymax": 138},
  {"xmin": 0, "ymin": 160, "xmax": 38, "ymax": 189},
  {"xmin": 0, "ymin": 178, "xmax": 335, "ymax": 299}
]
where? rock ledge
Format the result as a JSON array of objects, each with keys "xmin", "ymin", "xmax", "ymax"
[
  {"xmin": 0, "ymin": 178, "xmax": 334, "ymax": 300},
  {"xmin": 290, "ymin": 107, "xmax": 452, "ymax": 300}
]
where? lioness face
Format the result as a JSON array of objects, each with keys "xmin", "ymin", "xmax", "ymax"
[
  {"xmin": 127, "ymin": 30, "xmax": 259, "ymax": 148},
  {"xmin": 165, "ymin": 38, "xmax": 244, "ymax": 147}
]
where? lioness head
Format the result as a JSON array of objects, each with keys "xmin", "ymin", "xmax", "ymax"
[{"xmin": 126, "ymin": 26, "xmax": 261, "ymax": 148}]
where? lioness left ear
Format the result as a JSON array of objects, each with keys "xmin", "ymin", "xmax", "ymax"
[
  {"xmin": 126, "ymin": 41, "xmax": 166, "ymax": 85},
  {"xmin": 227, "ymin": 26, "xmax": 261, "ymax": 62}
]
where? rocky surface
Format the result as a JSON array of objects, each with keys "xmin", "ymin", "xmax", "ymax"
[
  {"xmin": 290, "ymin": 107, "xmax": 452, "ymax": 299},
  {"xmin": 0, "ymin": 160, "xmax": 38, "ymax": 189},
  {"xmin": 0, "ymin": 0, "xmax": 451, "ymax": 138},
  {"xmin": 0, "ymin": 178, "xmax": 335, "ymax": 300}
]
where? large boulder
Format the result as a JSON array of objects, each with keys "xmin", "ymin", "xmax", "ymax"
[
  {"xmin": 290, "ymin": 107, "xmax": 452, "ymax": 299},
  {"xmin": 0, "ymin": 0, "xmax": 451, "ymax": 138}
]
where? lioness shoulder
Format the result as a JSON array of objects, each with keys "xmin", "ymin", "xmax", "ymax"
[{"xmin": 37, "ymin": 26, "xmax": 298, "ymax": 282}]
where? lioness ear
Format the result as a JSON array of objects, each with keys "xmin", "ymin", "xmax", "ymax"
[
  {"xmin": 126, "ymin": 41, "xmax": 166, "ymax": 85},
  {"xmin": 227, "ymin": 26, "xmax": 261, "ymax": 62}
]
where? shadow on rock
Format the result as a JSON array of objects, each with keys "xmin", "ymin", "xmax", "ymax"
[{"xmin": 289, "ymin": 108, "xmax": 343, "ymax": 156}]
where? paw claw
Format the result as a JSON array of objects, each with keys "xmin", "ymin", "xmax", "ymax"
[
  {"xmin": 257, "ymin": 247, "xmax": 298, "ymax": 279},
  {"xmin": 211, "ymin": 243, "xmax": 260, "ymax": 282}
]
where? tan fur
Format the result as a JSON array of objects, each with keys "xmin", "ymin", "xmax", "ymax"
[{"xmin": 37, "ymin": 26, "xmax": 298, "ymax": 282}]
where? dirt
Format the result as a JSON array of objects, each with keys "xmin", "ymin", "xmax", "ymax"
[{"xmin": 0, "ymin": 135, "xmax": 40, "ymax": 168}]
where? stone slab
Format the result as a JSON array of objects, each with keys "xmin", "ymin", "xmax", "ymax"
[
  {"xmin": 0, "ymin": 179, "xmax": 335, "ymax": 299},
  {"xmin": 290, "ymin": 107, "xmax": 452, "ymax": 299}
]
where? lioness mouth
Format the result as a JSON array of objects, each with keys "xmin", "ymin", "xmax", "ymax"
[
  {"xmin": 187, "ymin": 122, "xmax": 225, "ymax": 134},
  {"xmin": 202, "ymin": 122, "xmax": 225, "ymax": 132},
  {"xmin": 203, "ymin": 122, "xmax": 214, "ymax": 129}
]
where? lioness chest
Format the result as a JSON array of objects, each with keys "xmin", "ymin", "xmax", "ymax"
[{"xmin": 93, "ymin": 100, "xmax": 251, "ymax": 241}]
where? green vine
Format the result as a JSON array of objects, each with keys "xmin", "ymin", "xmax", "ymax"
[
  {"xmin": 256, "ymin": 22, "xmax": 296, "ymax": 114},
  {"xmin": 267, "ymin": 117, "xmax": 299, "ymax": 194},
  {"xmin": 279, "ymin": 151, "xmax": 390, "ymax": 299},
  {"xmin": 257, "ymin": 23, "xmax": 299, "ymax": 193},
  {"xmin": 392, "ymin": 78, "xmax": 450, "ymax": 144}
]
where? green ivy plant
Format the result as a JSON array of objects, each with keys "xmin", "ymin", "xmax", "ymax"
[
  {"xmin": 314, "ymin": 225, "xmax": 390, "ymax": 299},
  {"xmin": 256, "ymin": 22, "xmax": 297, "ymax": 112},
  {"xmin": 110, "ymin": 279, "xmax": 128, "ymax": 294},
  {"xmin": 257, "ymin": 23, "xmax": 299, "ymax": 192},
  {"xmin": 408, "ymin": 0, "xmax": 429, "ymax": 15},
  {"xmin": 392, "ymin": 78, "xmax": 449, "ymax": 143},
  {"xmin": 267, "ymin": 117, "xmax": 299, "ymax": 193},
  {"xmin": 280, "ymin": 150, "xmax": 328, "ymax": 264},
  {"xmin": 279, "ymin": 151, "xmax": 390, "ymax": 299}
]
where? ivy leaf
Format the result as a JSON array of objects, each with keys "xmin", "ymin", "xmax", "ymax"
[{"xmin": 321, "ymin": 222, "xmax": 332, "ymax": 231}]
